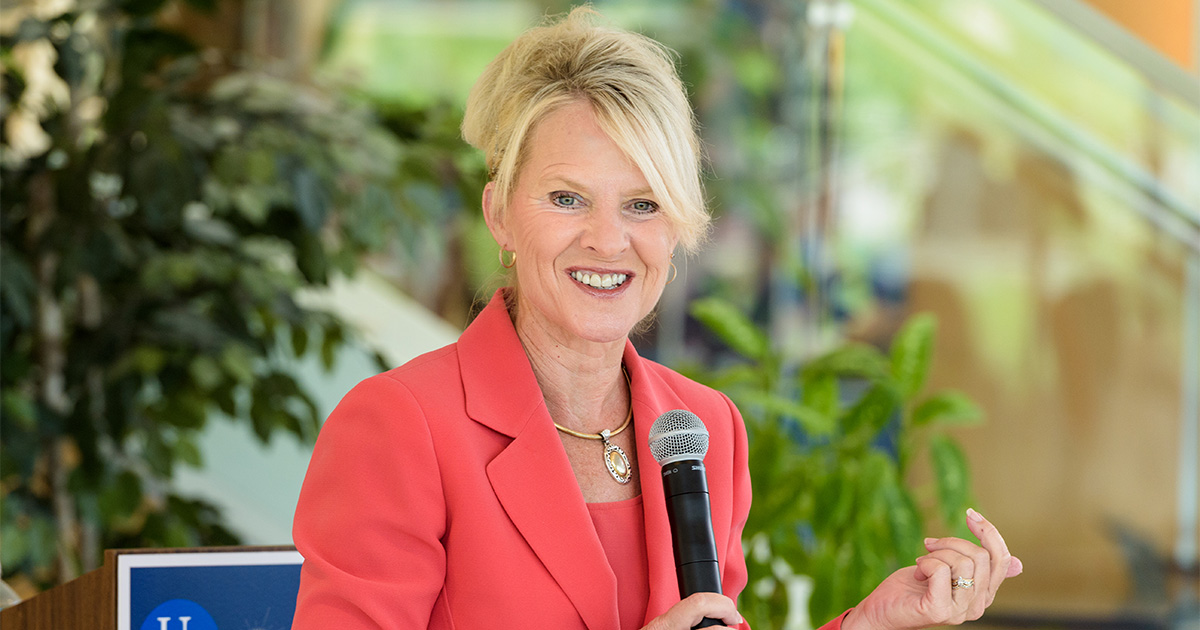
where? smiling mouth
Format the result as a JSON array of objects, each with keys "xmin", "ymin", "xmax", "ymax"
[{"xmin": 570, "ymin": 270, "xmax": 629, "ymax": 290}]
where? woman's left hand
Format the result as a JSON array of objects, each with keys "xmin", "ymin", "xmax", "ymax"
[{"xmin": 841, "ymin": 508, "xmax": 1023, "ymax": 630}]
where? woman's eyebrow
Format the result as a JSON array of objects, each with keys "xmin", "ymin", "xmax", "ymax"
[
  {"xmin": 544, "ymin": 175, "xmax": 589, "ymax": 192},
  {"xmin": 542, "ymin": 174, "xmax": 655, "ymax": 199}
]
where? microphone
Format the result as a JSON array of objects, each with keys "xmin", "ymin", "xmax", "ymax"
[{"xmin": 649, "ymin": 410, "xmax": 723, "ymax": 629}]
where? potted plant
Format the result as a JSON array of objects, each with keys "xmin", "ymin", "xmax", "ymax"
[{"xmin": 681, "ymin": 297, "xmax": 983, "ymax": 628}]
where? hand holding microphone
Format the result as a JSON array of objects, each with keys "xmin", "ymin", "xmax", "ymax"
[{"xmin": 647, "ymin": 410, "xmax": 736, "ymax": 630}]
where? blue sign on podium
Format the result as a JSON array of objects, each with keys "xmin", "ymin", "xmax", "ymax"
[{"xmin": 117, "ymin": 549, "xmax": 303, "ymax": 630}]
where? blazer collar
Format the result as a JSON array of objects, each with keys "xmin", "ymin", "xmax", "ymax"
[
  {"xmin": 458, "ymin": 291, "xmax": 688, "ymax": 628},
  {"xmin": 458, "ymin": 290, "xmax": 545, "ymax": 438}
]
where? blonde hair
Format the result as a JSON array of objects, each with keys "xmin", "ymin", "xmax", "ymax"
[{"xmin": 461, "ymin": 6, "xmax": 709, "ymax": 253}]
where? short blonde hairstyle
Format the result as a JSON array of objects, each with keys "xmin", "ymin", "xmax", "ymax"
[{"xmin": 461, "ymin": 6, "xmax": 709, "ymax": 253}]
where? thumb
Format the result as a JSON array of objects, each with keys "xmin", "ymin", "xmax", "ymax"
[{"xmin": 914, "ymin": 556, "xmax": 945, "ymax": 582}]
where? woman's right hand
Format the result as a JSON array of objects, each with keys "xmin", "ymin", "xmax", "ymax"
[{"xmin": 642, "ymin": 593, "xmax": 743, "ymax": 630}]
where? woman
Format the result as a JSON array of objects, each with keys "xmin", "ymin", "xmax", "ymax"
[{"xmin": 291, "ymin": 8, "xmax": 1021, "ymax": 630}]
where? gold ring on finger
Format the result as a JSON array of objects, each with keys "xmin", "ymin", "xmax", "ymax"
[{"xmin": 951, "ymin": 576, "xmax": 975, "ymax": 590}]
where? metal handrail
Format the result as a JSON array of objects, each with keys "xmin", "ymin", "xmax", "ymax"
[
  {"xmin": 1032, "ymin": 0, "xmax": 1200, "ymax": 110},
  {"xmin": 855, "ymin": 0, "xmax": 1200, "ymax": 254}
]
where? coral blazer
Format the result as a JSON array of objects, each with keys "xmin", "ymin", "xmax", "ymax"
[{"xmin": 292, "ymin": 291, "xmax": 847, "ymax": 629}]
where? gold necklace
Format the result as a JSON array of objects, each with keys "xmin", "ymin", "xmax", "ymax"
[{"xmin": 553, "ymin": 367, "xmax": 634, "ymax": 484}]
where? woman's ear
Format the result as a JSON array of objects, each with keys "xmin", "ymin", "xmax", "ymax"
[{"xmin": 482, "ymin": 181, "xmax": 510, "ymax": 248}]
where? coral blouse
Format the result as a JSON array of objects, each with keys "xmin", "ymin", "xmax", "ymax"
[{"xmin": 588, "ymin": 496, "xmax": 651, "ymax": 630}]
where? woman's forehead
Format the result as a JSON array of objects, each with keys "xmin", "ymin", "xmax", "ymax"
[{"xmin": 520, "ymin": 104, "xmax": 650, "ymax": 186}]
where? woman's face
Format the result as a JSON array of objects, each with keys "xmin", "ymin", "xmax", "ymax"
[{"xmin": 484, "ymin": 100, "xmax": 678, "ymax": 348}]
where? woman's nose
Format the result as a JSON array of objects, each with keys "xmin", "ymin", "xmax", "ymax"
[{"xmin": 580, "ymin": 205, "xmax": 628, "ymax": 257}]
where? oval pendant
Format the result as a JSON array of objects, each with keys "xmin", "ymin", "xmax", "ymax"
[{"xmin": 603, "ymin": 443, "xmax": 632, "ymax": 484}]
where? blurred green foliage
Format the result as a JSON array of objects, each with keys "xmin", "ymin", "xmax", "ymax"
[
  {"xmin": 684, "ymin": 299, "xmax": 982, "ymax": 627},
  {"xmin": 0, "ymin": 0, "xmax": 478, "ymax": 587}
]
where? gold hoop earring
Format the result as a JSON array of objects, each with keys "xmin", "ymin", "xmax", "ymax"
[
  {"xmin": 499, "ymin": 248, "xmax": 516, "ymax": 269},
  {"xmin": 666, "ymin": 261, "xmax": 678, "ymax": 285}
]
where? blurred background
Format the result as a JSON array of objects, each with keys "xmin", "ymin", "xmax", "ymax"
[{"xmin": 1, "ymin": 0, "xmax": 1197, "ymax": 628}]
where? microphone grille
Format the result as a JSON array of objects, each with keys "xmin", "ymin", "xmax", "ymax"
[{"xmin": 648, "ymin": 409, "xmax": 709, "ymax": 464}]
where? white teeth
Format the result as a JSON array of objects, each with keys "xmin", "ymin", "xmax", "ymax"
[{"xmin": 571, "ymin": 271, "xmax": 628, "ymax": 290}]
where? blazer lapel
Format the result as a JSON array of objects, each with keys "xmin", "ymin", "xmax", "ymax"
[
  {"xmin": 623, "ymin": 343, "xmax": 689, "ymax": 624},
  {"xmin": 459, "ymin": 292, "xmax": 619, "ymax": 630},
  {"xmin": 487, "ymin": 413, "xmax": 620, "ymax": 630}
]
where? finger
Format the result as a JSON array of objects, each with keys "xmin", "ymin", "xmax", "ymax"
[
  {"xmin": 915, "ymin": 555, "xmax": 954, "ymax": 610},
  {"xmin": 924, "ymin": 536, "xmax": 992, "ymax": 604},
  {"xmin": 924, "ymin": 535, "xmax": 992, "ymax": 578},
  {"xmin": 676, "ymin": 592, "xmax": 742, "ymax": 629},
  {"xmin": 923, "ymin": 547, "xmax": 987, "ymax": 621},
  {"xmin": 964, "ymin": 508, "xmax": 1014, "ymax": 604},
  {"xmin": 1007, "ymin": 555, "xmax": 1024, "ymax": 577}
]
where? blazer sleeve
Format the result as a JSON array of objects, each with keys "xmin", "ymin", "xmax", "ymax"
[
  {"xmin": 722, "ymin": 392, "xmax": 754, "ymax": 630},
  {"xmin": 818, "ymin": 609, "xmax": 853, "ymax": 629},
  {"xmin": 292, "ymin": 375, "xmax": 447, "ymax": 628}
]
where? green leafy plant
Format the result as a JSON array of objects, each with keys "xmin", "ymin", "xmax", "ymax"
[
  {"xmin": 0, "ymin": 0, "xmax": 435, "ymax": 590},
  {"xmin": 683, "ymin": 298, "xmax": 983, "ymax": 627}
]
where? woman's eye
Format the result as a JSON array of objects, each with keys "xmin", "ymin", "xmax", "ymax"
[
  {"xmin": 629, "ymin": 200, "xmax": 658, "ymax": 214},
  {"xmin": 551, "ymin": 192, "xmax": 580, "ymax": 208}
]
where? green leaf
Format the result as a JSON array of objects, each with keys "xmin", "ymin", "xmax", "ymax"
[
  {"xmin": 28, "ymin": 516, "xmax": 57, "ymax": 572},
  {"xmin": 2, "ymin": 391, "xmax": 37, "ymax": 431},
  {"xmin": 840, "ymin": 384, "xmax": 899, "ymax": 439},
  {"xmin": 803, "ymin": 343, "xmax": 890, "ymax": 381},
  {"xmin": 0, "ymin": 247, "xmax": 36, "ymax": 328},
  {"xmin": 163, "ymin": 518, "xmax": 194, "ymax": 548},
  {"xmin": 912, "ymin": 390, "xmax": 982, "ymax": 427},
  {"xmin": 690, "ymin": 297, "xmax": 769, "ymax": 361},
  {"xmin": 346, "ymin": 184, "xmax": 394, "ymax": 250},
  {"xmin": 706, "ymin": 363, "xmax": 764, "ymax": 391},
  {"xmin": 142, "ymin": 430, "xmax": 175, "ymax": 477},
  {"xmin": 890, "ymin": 313, "xmax": 936, "ymax": 398},
  {"xmin": 1, "ymin": 521, "xmax": 29, "ymax": 568},
  {"xmin": 219, "ymin": 344, "xmax": 255, "ymax": 384},
  {"xmin": 130, "ymin": 346, "xmax": 167, "ymax": 375},
  {"xmin": 183, "ymin": 216, "xmax": 238, "ymax": 246},
  {"xmin": 800, "ymin": 372, "xmax": 839, "ymax": 418},
  {"xmin": 881, "ymin": 483, "xmax": 924, "ymax": 559},
  {"xmin": 173, "ymin": 436, "xmax": 203, "ymax": 468},
  {"xmin": 98, "ymin": 470, "xmax": 143, "ymax": 519},
  {"xmin": 213, "ymin": 385, "xmax": 238, "ymax": 417},
  {"xmin": 233, "ymin": 188, "xmax": 271, "ymax": 224},
  {"xmin": 188, "ymin": 355, "xmax": 223, "ymax": 391},
  {"xmin": 737, "ymin": 391, "xmax": 835, "ymax": 437},
  {"xmin": 247, "ymin": 148, "xmax": 277, "ymax": 182},
  {"xmin": 930, "ymin": 435, "xmax": 972, "ymax": 529},
  {"xmin": 161, "ymin": 389, "xmax": 207, "ymax": 429},
  {"xmin": 290, "ymin": 325, "xmax": 309, "ymax": 357},
  {"xmin": 294, "ymin": 229, "xmax": 329, "ymax": 284},
  {"xmin": 320, "ymin": 324, "xmax": 343, "ymax": 370}
]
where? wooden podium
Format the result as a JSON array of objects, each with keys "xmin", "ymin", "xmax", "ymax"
[{"xmin": 0, "ymin": 546, "xmax": 303, "ymax": 630}]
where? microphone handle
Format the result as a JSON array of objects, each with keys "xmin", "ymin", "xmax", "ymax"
[{"xmin": 662, "ymin": 460, "xmax": 726, "ymax": 629}]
